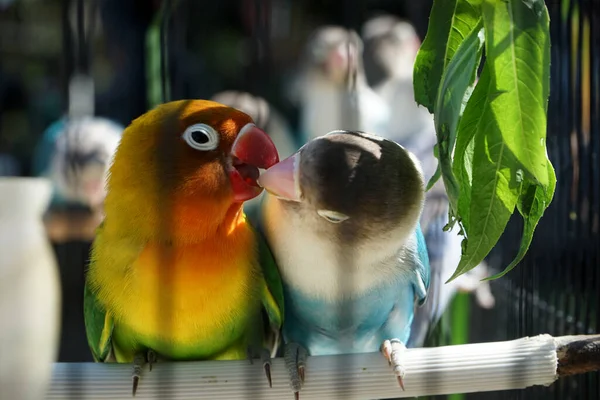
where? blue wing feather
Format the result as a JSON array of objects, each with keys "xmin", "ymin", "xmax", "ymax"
[{"xmin": 413, "ymin": 223, "xmax": 431, "ymax": 305}]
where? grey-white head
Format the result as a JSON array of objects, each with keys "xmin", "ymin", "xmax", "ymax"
[{"xmin": 259, "ymin": 130, "xmax": 425, "ymax": 245}]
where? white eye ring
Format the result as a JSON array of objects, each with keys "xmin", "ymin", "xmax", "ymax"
[
  {"xmin": 182, "ymin": 123, "xmax": 219, "ymax": 151},
  {"xmin": 317, "ymin": 210, "xmax": 350, "ymax": 224}
]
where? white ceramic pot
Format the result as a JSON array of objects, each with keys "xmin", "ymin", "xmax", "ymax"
[{"xmin": 0, "ymin": 178, "xmax": 61, "ymax": 399}]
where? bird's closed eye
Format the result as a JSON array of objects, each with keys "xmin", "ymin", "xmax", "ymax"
[{"xmin": 317, "ymin": 210, "xmax": 350, "ymax": 223}]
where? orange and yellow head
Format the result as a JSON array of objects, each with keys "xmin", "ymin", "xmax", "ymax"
[{"xmin": 104, "ymin": 100, "xmax": 279, "ymax": 242}]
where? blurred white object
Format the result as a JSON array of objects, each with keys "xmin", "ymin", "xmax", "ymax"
[
  {"xmin": 362, "ymin": 15, "xmax": 433, "ymax": 148},
  {"xmin": 362, "ymin": 15, "xmax": 421, "ymax": 85},
  {"xmin": 0, "ymin": 177, "xmax": 61, "ymax": 400},
  {"xmin": 47, "ymin": 116, "xmax": 123, "ymax": 209},
  {"xmin": 291, "ymin": 26, "xmax": 390, "ymax": 142}
]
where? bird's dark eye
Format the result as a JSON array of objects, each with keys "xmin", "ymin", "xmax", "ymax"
[
  {"xmin": 183, "ymin": 123, "xmax": 219, "ymax": 151},
  {"xmin": 191, "ymin": 130, "xmax": 210, "ymax": 144}
]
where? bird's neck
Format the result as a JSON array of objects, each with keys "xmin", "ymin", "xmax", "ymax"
[
  {"xmin": 104, "ymin": 197, "xmax": 247, "ymax": 246},
  {"xmin": 165, "ymin": 202, "xmax": 247, "ymax": 245}
]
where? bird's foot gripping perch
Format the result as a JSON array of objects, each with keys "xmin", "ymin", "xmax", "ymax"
[
  {"xmin": 284, "ymin": 342, "xmax": 308, "ymax": 400},
  {"xmin": 381, "ymin": 339, "xmax": 407, "ymax": 391},
  {"xmin": 247, "ymin": 346, "xmax": 274, "ymax": 388},
  {"xmin": 132, "ymin": 349, "xmax": 158, "ymax": 396}
]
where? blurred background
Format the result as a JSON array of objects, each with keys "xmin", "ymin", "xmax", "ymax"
[{"xmin": 0, "ymin": 0, "xmax": 598, "ymax": 399}]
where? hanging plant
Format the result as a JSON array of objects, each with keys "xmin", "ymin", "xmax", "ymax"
[{"xmin": 414, "ymin": 0, "xmax": 556, "ymax": 281}]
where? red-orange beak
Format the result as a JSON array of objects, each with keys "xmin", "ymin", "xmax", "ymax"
[{"xmin": 229, "ymin": 123, "xmax": 280, "ymax": 202}]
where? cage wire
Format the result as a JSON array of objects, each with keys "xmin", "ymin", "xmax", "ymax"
[{"xmin": 39, "ymin": 0, "xmax": 599, "ymax": 398}]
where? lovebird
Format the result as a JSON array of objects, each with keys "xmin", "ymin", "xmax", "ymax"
[
  {"xmin": 32, "ymin": 116, "xmax": 123, "ymax": 242},
  {"xmin": 257, "ymin": 130, "xmax": 430, "ymax": 397},
  {"xmin": 289, "ymin": 26, "xmax": 390, "ymax": 144},
  {"xmin": 361, "ymin": 15, "xmax": 495, "ymax": 346},
  {"xmin": 32, "ymin": 116, "xmax": 123, "ymax": 210},
  {"xmin": 84, "ymin": 100, "xmax": 284, "ymax": 395}
]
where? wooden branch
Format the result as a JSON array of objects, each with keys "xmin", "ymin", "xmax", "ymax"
[{"xmin": 555, "ymin": 335, "xmax": 600, "ymax": 377}]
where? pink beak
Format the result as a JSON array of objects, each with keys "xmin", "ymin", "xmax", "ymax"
[{"xmin": 257, "ymin": 152, "xmax": 302, "ymax": 202}]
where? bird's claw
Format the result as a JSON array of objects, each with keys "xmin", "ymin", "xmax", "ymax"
[
  {"xmin": 284, "ymin": 342, "xmax": 308, "ymax": 399},
  {"xmin": 147, "ymin": 349, "xmax": 157, "ymax": 372},
  {"xmin": 131, "ymin": 349, "xmax": 158, "ymax": 396},
  {"xmin": 132, "ymin": 375, "xmax": 140, "ymax": 397},
  {"xmin": 132, "ymin": 353, "xmax": 145, "ymax": 397},
  {"xmin": 264, "ymin": 362, "xmax": 273, "ymax": 388},
  {"xmin": 247, "ymin": 347, "xmax": 274, "ymax": 388},
  {"xmin": 381, "ymin": 339, "xmax": 407, "ymax": 391}
]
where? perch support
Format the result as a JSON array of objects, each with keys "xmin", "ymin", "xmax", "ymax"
[{"xmin": 47, "ymin": 334, "xmax": 600, "ymax": 399}]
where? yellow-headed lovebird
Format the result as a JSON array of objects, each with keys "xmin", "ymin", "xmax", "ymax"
[{"xmin": 83, "ymin": 100, "xmax": 284, "ymax": 396}]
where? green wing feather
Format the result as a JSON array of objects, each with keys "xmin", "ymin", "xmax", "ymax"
[
  {"xmin": 83, "ymin": 222, "xmax": 114, "ymax": 362},
  {"xmin": 246, "ymin": 199, "xmax": 284, "ymax": 334},
  {"xmin": 253, "ymin": 224, "xmax": 284, "ymax": 330},
  {"xmin": 83, "ymin": 279, "xmax": 114, "ymax": 362}
]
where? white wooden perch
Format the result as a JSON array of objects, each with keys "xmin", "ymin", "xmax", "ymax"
[{"xmin": 46, "ymin": 334, "xmax": 600, "ymax": 400}]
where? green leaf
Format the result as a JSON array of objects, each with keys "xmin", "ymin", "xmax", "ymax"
[
  {"xmin": 481, "ymin": 0, "xmax": 551, "ymax": 186},
  {"xmin": 452, "ymin": 67, "xmax": 492, "ymax": 233},
  {"xmin": 447, "ymin": 95, "xmax": 522, "ymax": 282},
  {"xmin": 433, "ymin": 20, "xmax": 485, "ymax": 216},
  {"xmin": 426, "ymin": 165, "xmax": 442, "ymax": 192},
  {"xmin": 414, "ymin": 0, "xmax": 483, "ymax": 112},
  {"xmin": 426, "ymin": 144, "xmax": 442, "ymax": 191},
  {"xmin": 484, "ymin": 160, "xmax": 556, "ymax": 280},
  {"xmin": 415, "ymin": 0, "xmax": 555, "ymax": 282}
]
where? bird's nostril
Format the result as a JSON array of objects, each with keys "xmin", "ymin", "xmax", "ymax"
[{"xmin": 232, "ymin": 156, "xmax": 243, "ymax": 166}]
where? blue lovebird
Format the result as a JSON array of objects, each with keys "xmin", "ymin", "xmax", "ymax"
[
  {"xmin": 361, "ymin": 16, "xmax": 495, "ymax": 346},
  {"xmin": 257, "ymin": 130, "xmax": 430, "ymax": 397}
]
